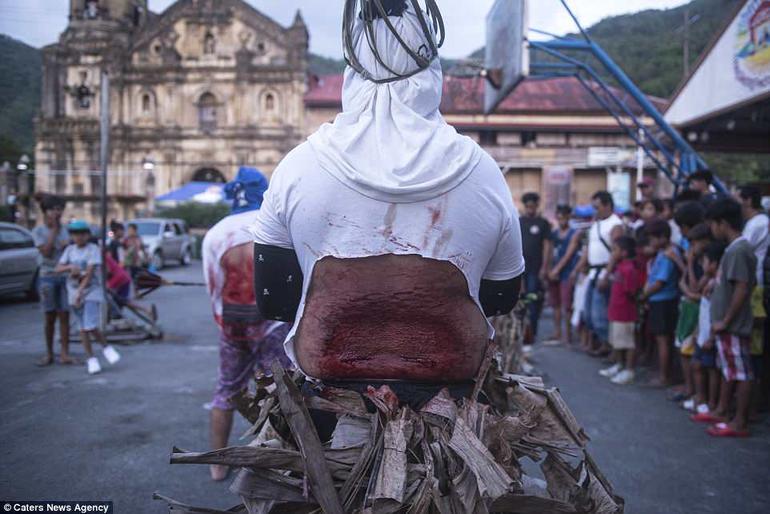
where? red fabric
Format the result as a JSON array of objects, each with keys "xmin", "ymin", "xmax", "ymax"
[
  {"xmin": 106, "ymin": 253, "xmax": 131, "ymax": 291},
  {"xmin": 608, "ymin": 259, "xmax": 642, "ymax": 322}
]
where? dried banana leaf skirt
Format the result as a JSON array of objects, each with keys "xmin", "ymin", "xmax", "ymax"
[{"xmin": 161, "ymin": 362, "xmax": 624, "ymax": 514}]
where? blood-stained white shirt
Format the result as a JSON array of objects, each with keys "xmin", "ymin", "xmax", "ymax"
[
  {"xmin": 251, "ymin": 142, "xmax": 525, "ymax": 365},
  {"xmin": 202, "ymin": 210, "xmax": 260, "ymax": 325}
]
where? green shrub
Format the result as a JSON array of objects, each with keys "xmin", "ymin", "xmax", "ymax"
[{"xmin": 157, "ymin": 202, "xmax": 230, "ymax": 229}]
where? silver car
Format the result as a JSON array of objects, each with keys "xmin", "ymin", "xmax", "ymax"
[
  {"xmin": 127, "ymin": 218, "xmax": 192, "ymax": 269},
  {"xmin": 0, "ymin": 222, "xmax": 40, "ymax": 299}
]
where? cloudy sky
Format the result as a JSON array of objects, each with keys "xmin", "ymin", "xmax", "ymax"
[{"xmin": 0, "ymin": 0, "xmax": 689, "ymax": 58}]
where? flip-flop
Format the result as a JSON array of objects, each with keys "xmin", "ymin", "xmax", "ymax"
[
  {"xmin": 707, "ymin": 422, "xmax": 750, "ymax": 438},
  {"xmin": 690, "ymin": 412, "xmax": 726, "ymax": 424}
]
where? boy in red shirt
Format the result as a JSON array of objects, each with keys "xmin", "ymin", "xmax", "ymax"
[
  {"xmin": 105, "ymin": 252, "xmax": 156, "ymax": 321},
  {"xmin": 600, "ymin": 236, "xmax": 642, "ymax": 384}
]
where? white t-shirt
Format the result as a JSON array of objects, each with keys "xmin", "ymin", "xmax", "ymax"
[
  {"xmin": 697, "ymin": 295, "xmax": 711, "ymax": 347},
  {"xmin": 742, "ymin": 212, "xmax": 769, "ymax": 284},
  {"xmin": 202, "ymin": 209, "xmax": 261, "ymax": 325},
  {"xmin": 587, "ymin": 214, "xmax": 624, "ymax": 276},
  {"xmin": 58, "ymin": 243, "xmax": 104, "ymax": 303},
  {"xmin": 252, "ymin": 142, "xmax": 525, "ymax": 366}
]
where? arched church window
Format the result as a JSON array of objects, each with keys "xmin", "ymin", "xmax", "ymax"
[
  {"xmin": 265, "ymin": 93, "xmax": 275, "ymax": 112},
  {"xmin": 198, "ymin": 92, "xmax": 218, "ymax": 132},
  {"xmin": 142, "ymin": 94, "xmax": 151, "ymax": 113},
  {"xmin": 203, "ymin": 31, "xmax": 216, "ymax": 55},
  {"xmin": 85, "ymin": 0, "xmax": 99, "ymax": 19}
]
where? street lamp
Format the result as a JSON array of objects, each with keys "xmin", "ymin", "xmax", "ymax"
[{"xmin": 142, "ymin": 157, "xmax": 156, "ymax": 216}]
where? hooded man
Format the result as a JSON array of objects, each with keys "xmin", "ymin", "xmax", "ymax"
[
  {"xmin": 202, "ymin": 167, "xmax": 291, "ymax": 481},
  {"xmin": 251, "ymin": 0, "xmax": 524, "ymax": 392}
]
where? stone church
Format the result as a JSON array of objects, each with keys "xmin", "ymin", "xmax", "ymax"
[{"xmin": 35, "ymin": 0, "xmax": 309, "ymax": 221}]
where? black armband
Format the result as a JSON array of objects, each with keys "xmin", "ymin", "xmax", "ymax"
[
  {"xmin": 479, "ymin": 275, "xmax": 522, "ymax": 317},
  {"xmin": 254, "ymin": 243, "xmax": 303, "ymax": 322}
]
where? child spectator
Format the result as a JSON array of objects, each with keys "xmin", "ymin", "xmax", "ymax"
[
  {"xmin": 690, "ymin": 241, "xmax": 725, "ymax": 420},
  {"xmin": 546, "ymin": 204, "xmax": 582, "ymax": 346},
  {"xmin": 704, "ymin": 198, "xmax": 757, "ymax": 437},
  {"xmin": 123, "ymin": 223, "xmax": 146, "ymax": 279},
  {"xmin": 108, "ymin": 220, "xmax": 126, "ymax": 263},
  {"xmin": 738, "ymin": 186, "xmax": 768, "ymax": 408},
  {"xmin": 637, "ymin": 199, "xmax": 663, "ymax": 235},
  {"xmin": 31, "ymin": 195, "xmax": 73, "ymax": 366},
  {"xmin": 672, "ymin": 202, "xmax": 708, "ymax": 405},
  {"xmin": 56, "ymin": 220, "xmax": 121, "ymax": 375},
  {"xmin": 640, "ymin": 220, "xmax": 681, "ymax": 387},
  {"xmin": 105, "ymin": 252, "xmax": 156, "ymax": 322},
  {"xmin": 662, "ymin": 198, "xmax": 682, "ymax": 245},
  {"xmin": 599, "ymin": 236, "xmax": 641, "ymax": 384}
]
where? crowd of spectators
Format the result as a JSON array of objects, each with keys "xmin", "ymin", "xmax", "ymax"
[{"xmin": 520, "ymin": 172, "xmax": 769, "ymax": 438}]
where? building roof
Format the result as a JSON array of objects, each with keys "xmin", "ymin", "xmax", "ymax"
[{"xmin": 305, "ymin": 74, "xmax": 666, "ymax": 115}]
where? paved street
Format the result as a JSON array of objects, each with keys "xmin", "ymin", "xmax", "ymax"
[{"xmin": 1, "ymin": 262, "xmax": 769, "ymax": 513}]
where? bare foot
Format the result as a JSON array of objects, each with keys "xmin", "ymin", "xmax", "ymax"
[
  {"xmin": 643, "ymin": 378, "xmax": 669, "ymax": 388},
  {"xmin": 210, "ymin": 464, "xmax": 229, "ymax": 481},
  {"xmin": 59, "ymin": 355, "xmax": 77, "ymax": 365},
  {"xmin": 36, "ymin": 354, "xmax": 54, "ymax": 367}
]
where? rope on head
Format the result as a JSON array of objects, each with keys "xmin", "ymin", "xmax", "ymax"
[{"xmin": 343, "ymin": 0, "xmax": 445, "ymax": 84}]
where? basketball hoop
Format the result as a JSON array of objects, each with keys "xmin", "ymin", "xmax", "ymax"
[{"xmin": 484, "ymin": 0, "xmax": 529, "ymax": 114}]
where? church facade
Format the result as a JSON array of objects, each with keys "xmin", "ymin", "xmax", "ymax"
[{"xmin": 35, "ymin": 0, "xmax": 308, "ymax": 222}]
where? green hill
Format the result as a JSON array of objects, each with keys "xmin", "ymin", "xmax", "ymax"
[
  {"xmin": 0, "ymin": 34, "xmax": 41, "ymax": 160},
  {"xmin": 579, "ymin": 0, "xmax": 741, "ymax": 98},
  {"xmin": 468, "ymin": 0, "xmax": 741, "ymax": 99},
  {"xmin": 0, "ymin": 0, "xmax": 753, "ymax": 169}
]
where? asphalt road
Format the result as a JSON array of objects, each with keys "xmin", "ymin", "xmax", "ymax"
[{"xmin": 1, "ymin": 262, "xmax": 768, "ymax": 513}]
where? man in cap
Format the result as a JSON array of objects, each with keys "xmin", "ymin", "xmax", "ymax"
[
  {"xmin": 251, "ymin": 0, "xmax": 524, "ymax": 395},
  {"xmin": 637, "ymin": 176, "xmax": 656, "ymax": 202},
  {"xmin": 202, "ymin": 167, "xmax": 291, "ymax": 481}
]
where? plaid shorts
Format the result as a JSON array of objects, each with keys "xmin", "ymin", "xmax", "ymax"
[
  {"xmin": 212, "ymin": 321, "xmax": 292, "ymax": 410},
  {"xmin": 716, "ymin": 333, "xmax": 753, "ymax": 382}
]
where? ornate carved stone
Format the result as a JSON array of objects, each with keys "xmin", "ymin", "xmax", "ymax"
[{"xmin": 35, "ymin": 0, "xmax": 308, "ymax": 223}]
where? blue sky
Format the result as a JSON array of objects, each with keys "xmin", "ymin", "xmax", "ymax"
[{"xmin": 0, "ymin": 0, "xmax": 690, "ymax": 58}]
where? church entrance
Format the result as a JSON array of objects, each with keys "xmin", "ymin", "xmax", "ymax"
[{"xmin": 192, "ymin": 167, "xmax": 226, "ymax": 183}]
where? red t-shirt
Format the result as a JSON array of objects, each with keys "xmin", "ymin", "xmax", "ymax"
[
  {"xmin": 106, "ymin": 253, "xmax": 131, "ymax": 291},
  {"xmin": 608, "ymin": 259, "xmax": 642, "ymax": 322}
]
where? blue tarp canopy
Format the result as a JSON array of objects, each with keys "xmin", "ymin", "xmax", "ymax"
[{"xmin": 155, "ymin": 182, "xmax": 225, "ymax": 204}]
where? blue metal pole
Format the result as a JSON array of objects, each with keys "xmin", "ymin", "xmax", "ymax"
[
  {"xmin": 531, "ymin": 39, "xmax": 727, "ymax": 192},
  {"xmin": 531, "ymin": 41, "xmax": 680, "ymax": 171},
  {"xmin": 540, "ymin": 39, "xmax": 709, "ymax": 170}
]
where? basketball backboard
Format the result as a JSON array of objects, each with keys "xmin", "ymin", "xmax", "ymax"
[{"xmin": 484, "ymin": 0, "xmax": 529, "ymax": 114}]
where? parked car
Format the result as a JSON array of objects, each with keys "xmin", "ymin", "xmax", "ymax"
[
  {"xmin": 126, "ymin": 218, "xmax": 192, "ymax": 269},
  {"xmin": 0, "ymin": 222, "xmax": 40, "ymax": 299}
]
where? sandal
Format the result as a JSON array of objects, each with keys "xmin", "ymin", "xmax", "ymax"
[
  {"xmin": 690, "ymin": 412, "xmax": 726, "ymax": 424},
  {"xmin": 706, "ymin": 422, "xmax": 749, "ymax": 438}
]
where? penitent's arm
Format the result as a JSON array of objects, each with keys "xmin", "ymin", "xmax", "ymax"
[{"xmin": 253, "ymin": 243, "xmax": 303, "ymax": 322}]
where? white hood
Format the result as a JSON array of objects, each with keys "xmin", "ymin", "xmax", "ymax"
[{"xmin": 307, "ymin": 4, "xmax": 481, "ymax": 204}]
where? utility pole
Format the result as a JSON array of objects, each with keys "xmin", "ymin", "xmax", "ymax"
[
  {"xmin": 99, "ymin": 69, "xmax": 110, "ymax": 331},
  {"xmin": 636, "ymin": 129, "xmax": 645, "ymax": 201},
  {"xmin": 680, "ymin": 9, "xmax": 700, "ymax": 79},
  {"xmin": 683, "ymin": 9, "xmax": 690, "ymax": 77}
]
